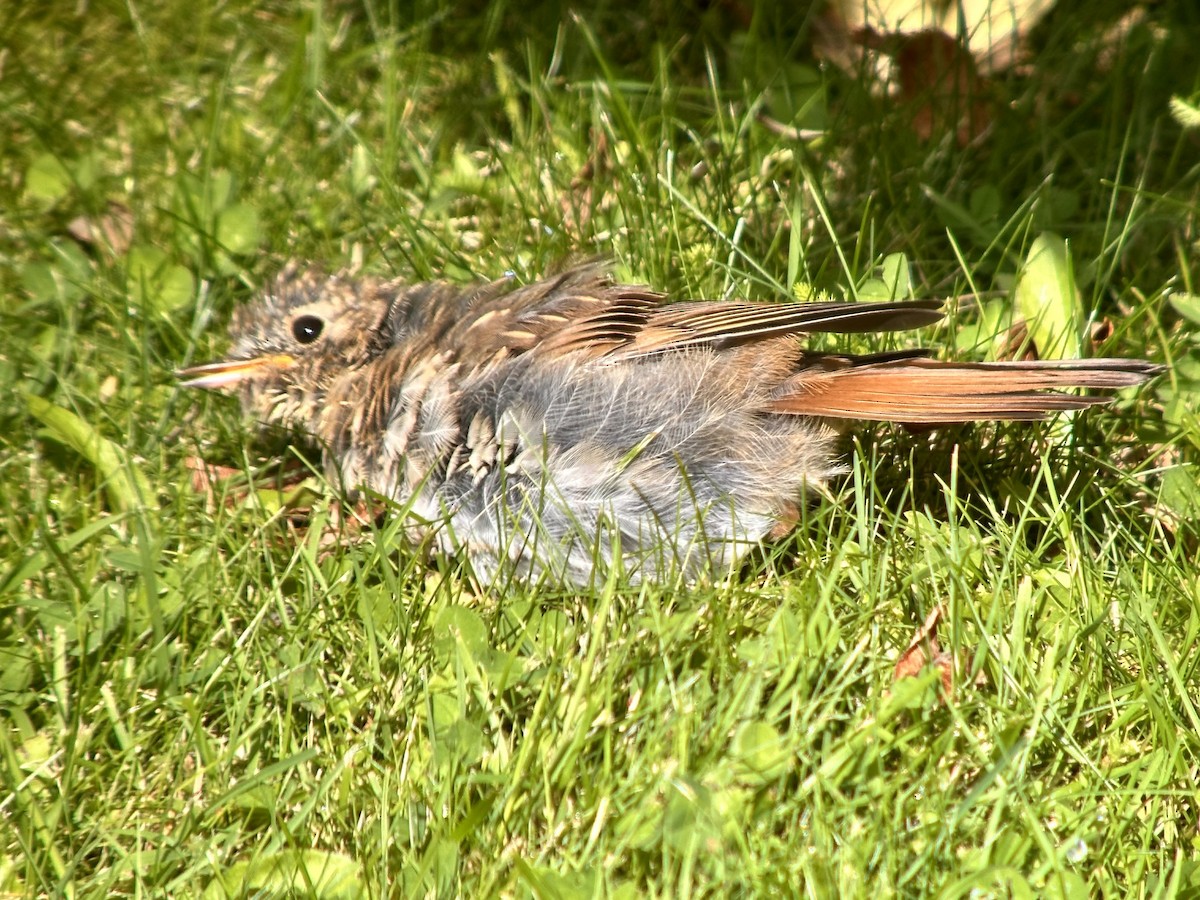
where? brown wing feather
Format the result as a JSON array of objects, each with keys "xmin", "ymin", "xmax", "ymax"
[
  {"xmin": 771, "ymin": 357, "xmax": 1165, "ymax": 423},
  {"xmin": 453, "ymin": 266, "xmax": 661, "ymax": 359},
  {"xmin": 475, "ymin": 265, "xmax": 947, "ymax": 359},
  {"xmin": 605, "ymin": 300, "xmax": 945, "ymax": 357}
]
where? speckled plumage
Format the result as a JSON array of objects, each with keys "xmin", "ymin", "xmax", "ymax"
[{"xmin": 181, "ymin": 263, "xmax": 1162, "ymax": 585}]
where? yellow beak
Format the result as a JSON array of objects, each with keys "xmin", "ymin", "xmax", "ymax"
[{"xmin": 177, "ymin": 354, "xmax": 295, "ymax": 390}]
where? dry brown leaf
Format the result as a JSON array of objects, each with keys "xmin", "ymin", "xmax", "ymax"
[
  {"xmin": 993, "ymin": 314, "xmax": 1114, "ymax": 362},
  {"xmin": 993, "ymin": 318, "xmax": 1038, "ymax": 362},
  {"xmin": 184, "ymin": 455, "xmax": 384, "ymax": 555},
  {"xmin": 892, "ymin": 29, "xmax": 993, "ymax": 146},
  {"xmin": 826, "ymin": 0, "xmax": 1054, "ymax": 74},
  {"xmin": 816, "ymin": 0, "xmax": 1058, "ymax": 146},
  {"xmin": 892, "ymin": 604, "xmax": 954, "ymax": 697},
  {"xmin": 67, "ymin": 200, "xmax": 134, "ymax": 256},
  {"xmin": 1089, "ymin": 317, "xmax": 1114, "ymax": 347},
  {"xmin": 184, "ymin": 456, "xmax": 244, "ymax": 500}
]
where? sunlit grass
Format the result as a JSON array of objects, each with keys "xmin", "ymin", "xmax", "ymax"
[{"xmin": 2, "ymin": 1, "xmax": 1198, "ymax": 896}]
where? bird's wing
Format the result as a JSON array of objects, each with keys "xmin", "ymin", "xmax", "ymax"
[
  {"xmin": 444, "ymin": 264, "xmax": 654, "ymax": 359},
  {"xmin": 453, "ymin": 264, "xmax": 946, "ymax": 361},
  {"xmin": 600, "ymin": 298, "xmax": 945, "ymax": 358}
]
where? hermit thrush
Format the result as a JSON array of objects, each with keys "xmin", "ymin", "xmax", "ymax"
[{"xmin": 179, "ymin": 263, "xmax": 1161, "ymax": 585}]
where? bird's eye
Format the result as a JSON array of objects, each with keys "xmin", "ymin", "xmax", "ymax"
[{"xmin": 292, "ymin": 315, "xmax": 325, "ymax": 345}]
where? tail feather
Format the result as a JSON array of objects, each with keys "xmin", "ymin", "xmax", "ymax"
[{"xmin": 771, "ymin": 357, "xmax": 1164, "ymax": 423}]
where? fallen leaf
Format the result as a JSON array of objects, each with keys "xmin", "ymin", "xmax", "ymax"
[
  {"xmin": 892, "ymin": 604, "xmax": 954, "ymax": 697},
  {"xmin": 993, "ymin": 317, "xmax": 1037, "ymax": 362},
  {"xmin": 67, "ymin": 200, "xmax": 135, "ymax": 256},
  {"xmin": 1089, "ymin": 317, "xmax": 1114, "ymax": 347},
  {"xmin": 184, "ymin": 456, "xmax": 244, "ymax": 499},
  {"xmin": 184, "ymin": 455, "xmax": 382, "ymax": 554},
  {"xmin": 824, "ymin": 0, "xmax": 1055, "ymax": 75},
  {"xmin": 815, "ymin": 0, "xmax": 1058, "ymax": 146},
  {"xmin": 892, "ymin": 29, "xmax": 992, "ymax": 146}
]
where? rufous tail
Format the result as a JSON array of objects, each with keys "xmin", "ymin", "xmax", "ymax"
[{"xmin": 770, "ymin": 357, "xmax": 1163, "ymax": 423}]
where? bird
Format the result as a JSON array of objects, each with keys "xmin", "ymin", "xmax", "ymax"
[{"xmin": 179, "ymin": 262, "xmax": 1163, "ymax": 586}]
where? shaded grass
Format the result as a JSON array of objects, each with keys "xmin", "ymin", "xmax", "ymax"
[{"xmin": 2, "ymin": 0, "xmax": 1199, "ymax": 896}]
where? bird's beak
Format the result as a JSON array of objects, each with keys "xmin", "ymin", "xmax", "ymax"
[{"xmin": 177, "ymin": 354, "xmax": 295, "ymax": 390}]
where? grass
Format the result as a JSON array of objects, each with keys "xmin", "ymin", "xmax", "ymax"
[{"xmin": 2, "ymin": 0, "xmax": 1199, "ymax": 896}]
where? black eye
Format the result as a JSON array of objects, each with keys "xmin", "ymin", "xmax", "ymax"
[{"xmin": 292, "ymin": 315, "xmax": 324, "ymax": 344}]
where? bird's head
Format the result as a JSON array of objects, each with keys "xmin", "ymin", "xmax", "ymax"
[{"xmin": 178, "ymin": 267, "xmax": 397, "ymax": 429}]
